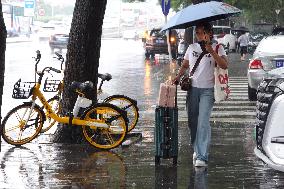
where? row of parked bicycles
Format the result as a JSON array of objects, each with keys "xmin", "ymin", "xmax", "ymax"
[{"xmin": 1, "ymin": 50, "xmax": 139, "ymax": 150}]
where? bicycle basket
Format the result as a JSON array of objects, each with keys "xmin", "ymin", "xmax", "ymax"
[
  {"xmin": 43, "ymin": 79, "xmax": 61, "ymax": 92},
  {"xmin": 12, "ymin": 79, "xmax": 35, "ymax": 99}
]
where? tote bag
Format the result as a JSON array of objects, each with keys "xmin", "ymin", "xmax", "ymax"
[{"xmin": 214, "ymin": 44, "xmax": 230, "ymax": 102}]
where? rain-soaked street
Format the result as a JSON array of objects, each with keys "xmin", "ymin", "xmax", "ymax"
[{"xmin": 1, "ymin": 38, "xmax": 284, "ymax": 188}]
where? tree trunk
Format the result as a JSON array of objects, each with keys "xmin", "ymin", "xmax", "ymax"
[
  {"xmin": 53, "ymin": 0, "xmax": 107, "ymax": 143},
  {"xmin": 0, "ymin": 2, "xmax": 7, "ymax": 151}
]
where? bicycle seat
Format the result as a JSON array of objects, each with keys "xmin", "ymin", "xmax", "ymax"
[
  {"xmin": 70, "ymin": 81, "xmax": 94, "ymax": 95},
  {"xmin": 98, "ymin": 73, "xmax": 112, "ymax": 81}
]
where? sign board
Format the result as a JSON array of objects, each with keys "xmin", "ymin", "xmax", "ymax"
[
  {"xmin": 161, "ymin": 0, "xmax": 170, "ymax": 16},
  {"xmin": 24, "ymin": 0, "xmax": 35, "ymax": 17},
  {"xmin": 38, "ymin": 8, "xmax": 45, "ymax": 16}
]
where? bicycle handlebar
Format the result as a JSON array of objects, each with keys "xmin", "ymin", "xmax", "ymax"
[
  {"xmin": 54, "ymin": 52, "xmax": 64, "ymax": 70},
  {"xmin": 34, "ymin": 50, "xmax": 42, "ymax": 82},
  {"xmin": 36, "ymin": 50, "xmax": 41, "ymax": 61},
  {"xmin": 36, "ymin": 66, "xmax": 61, "ymax": 84},
  {"xmin": 38, "ymin": 67, "xmax": 61, "ymax": 76},
  {"xmin": 49, "ymin": 67, "xmax": 61, "ymax": 73}
]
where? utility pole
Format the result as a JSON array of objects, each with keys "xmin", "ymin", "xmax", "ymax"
[
  {"xmin": 275, "ymin": 9, "xmax": 280, "ymax": 26},
  {"xmin": 161, "ymin": 0, "xmax": 172, "ymax": 62}
]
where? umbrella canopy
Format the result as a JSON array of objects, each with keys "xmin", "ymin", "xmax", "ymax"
[
  {"xmin": 161, "ymin": 1, "xmax": 241, "ymax": 31},
  {"xmin": 232, "ymin": 26, "xmax": 249, "ymax": 32}
]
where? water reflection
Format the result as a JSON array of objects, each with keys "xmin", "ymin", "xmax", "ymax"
[
  {"xmin": 155, "ymin": 165, "xmax": 177, "ymax": 189},
  {"xmin": 81, "ymin": 151, "xmax": 126, "ymax": 188},
  {"xmin": 188, "ymin": 167, "xmax": 208, "ymax": 189},
  {"xmin": 0, "ymin": 146, "xmax": 45, "ymax": 188},
  {"xmin": 144, "ymin": 60, "xmax": 152, "ymax": 96},
  {"xmin": 0, "ymin": 145, "xmax": 126, "ymax": 188},
  {"xmin": 52, "ymin": 150, "xmax": 126, "ymax": 188}
]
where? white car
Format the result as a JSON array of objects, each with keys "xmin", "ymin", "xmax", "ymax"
[
  {"xmin": 37, "ymin": 23, "xmax": 55, "ymax": 41},
  {"xmin": 247, "ymin": 35, "xmax": 284, "ymax": 100},
  {"xmin": 122, "ymin": 30, "xmax": 138, "ymax": 40},
  {"xmin": 213, "ymin": 26, "xmax": 237, "ymax": 52}
]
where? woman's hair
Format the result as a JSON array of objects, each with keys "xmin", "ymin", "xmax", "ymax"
[
  {"xmin": 196, "ymin": 22, "xmax": 213, "ymax": 40},
  {"xmin": 196, "ymin": 22, "xmax": 213, "ymax": 34}
]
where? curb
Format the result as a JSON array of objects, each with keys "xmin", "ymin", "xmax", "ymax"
[{"xmin": 6, "ymin": 40, "xmax": 32, "ymax": 44}]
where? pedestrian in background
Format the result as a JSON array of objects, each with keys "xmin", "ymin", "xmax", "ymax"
[
  {"xmin": 238, "ymin": 31, "xmax": 249, "ymax": 61},
  {"xmin": 172, "ymin": 22, "xmax": 228, "ymax": 167}
]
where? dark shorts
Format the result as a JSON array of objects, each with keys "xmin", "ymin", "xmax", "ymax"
[{"xmin": 240, "ymin": 46, "xmax": 248, "ymax": 55}]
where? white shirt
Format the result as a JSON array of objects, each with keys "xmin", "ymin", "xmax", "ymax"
[
  {"xmin": 238, "ymin": 34, "xmax": 249, "ymax": 47},
  {"xmin": 184, "ymin": 43, "xmax": 226, "ymax": 88}
]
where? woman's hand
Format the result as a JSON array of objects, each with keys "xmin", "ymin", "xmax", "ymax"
[{"xmin": 172, "ymin": 75, "xmax": 181, "ymax": 85}]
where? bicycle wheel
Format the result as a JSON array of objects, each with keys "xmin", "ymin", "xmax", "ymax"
[
  {"xmin": 41, "ymin": 96, "xmax": 61, "ymax": 133},
  {"xmin": 1, "ymin": 103, "xmax": 44, "ymax": 146},
  {"xmin": 104, "ymin": 95, "xmax": 139, "ymax": 132},
  {"xmin": 81, "ymin": 103, "xmax": 128, "ymax": 150}
]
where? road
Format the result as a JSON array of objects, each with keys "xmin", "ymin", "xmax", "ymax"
[
  {"xmin": 3, "ymin": 39, "xmax": 254, "ymax": 123},
  {"xmin": 2, "ymin": 39, "xmax": 284, "ymax": 188}
]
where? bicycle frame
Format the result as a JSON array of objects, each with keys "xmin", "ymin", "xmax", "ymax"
[{"xmin": 32, "ymin": 83, "xmax": 109, "ymax": 128}]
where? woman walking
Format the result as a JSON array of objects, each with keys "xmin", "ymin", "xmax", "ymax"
[{"xmin": 173, "ymin": 22, "xmax": 228, "ymax": 167}]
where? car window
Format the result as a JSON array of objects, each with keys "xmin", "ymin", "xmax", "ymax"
[
  {"xmin": 223, "ymin": 28, "xmax": 231, "ymax": 34},
  {"xmin": 213, "ymin": 28, "xmax": 223, "ymax": 35},
  {"xmin": 150, "ymin": 30, "xmax": 165, "ymax": 37},
  {"xmin": 213, "ymin": 27, "xmax": 231, "ymax": 35},
  {"xmin": 256, "ymin": 37, "xmax": 284, "ymax": 53}
]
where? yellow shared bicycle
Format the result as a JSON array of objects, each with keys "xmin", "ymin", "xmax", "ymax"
[
  {"xmin": 40, "ymin": 52, "xmax": 139, "ymax": 133},
  {"xmin": 1, "ymin": 52, "xmax": 128, "ymax": 150}
]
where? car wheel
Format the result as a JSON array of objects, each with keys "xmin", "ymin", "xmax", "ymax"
[{"xmin": 248, "ymin": 84, "xmax": 257, "ymax": 101}]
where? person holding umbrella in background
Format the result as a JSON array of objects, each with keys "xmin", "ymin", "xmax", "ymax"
[{"xmin": 238, "ymin": 30, "xmax": 249, "ymax": 61}]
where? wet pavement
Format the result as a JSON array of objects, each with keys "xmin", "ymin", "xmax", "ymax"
[
  {"xmin": 1, "ymin": 39, "xmax": 284, "ymax": 188},
  {"xmin": 2, "ymin": 121, "xmax": 284, "ymax": 188}
]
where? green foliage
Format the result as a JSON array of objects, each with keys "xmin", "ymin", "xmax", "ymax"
[
  {"xmin": 166, "ymin": 0, "xmax": 283, "ymax": 25},
  {"xmin": 224, "ymin": 0, "xmax": 283, "ymax": 25},
  {"xmin": 160, "ymin": 0, "xmax": 192, "ymax": 11}
]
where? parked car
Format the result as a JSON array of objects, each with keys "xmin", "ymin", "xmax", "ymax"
[
  {"xmin": 247, "ymin": 35, "xmax": 284, "ymax": 101},
  {"xmin": 144, "ymin": 28, "xmax": 178, "ymax": 59},
  {"xmin": 122, "ymin": 30, "xmax": 139, "ymax": 40},
  {"xmin": 254, "ymin": 67, "xmax": 284, "ymax": 172},
  {"xmin": 49, "ymin": 31, "xmax": 69, "ymax": 53},
  {"xmin": 272, "ymin": 26, "xmax": 284, "ymax": 35},
  {"xmin": 213, "ymin": 25, "xmax": 237, "ymax": 52},
  {"xmin": 37, "ymin": 23, "xmax": 56, "ymax": 41},
  {"xmin": 6, "ymin": 28, "xmax": 19, "ymax": 37}
]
